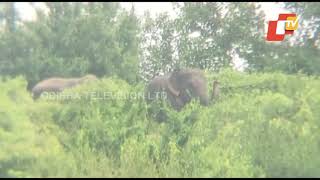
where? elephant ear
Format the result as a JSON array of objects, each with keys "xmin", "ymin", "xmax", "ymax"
[{"xmin": 167, "ymin": 82, "xmax": 180, "ymax": 97}]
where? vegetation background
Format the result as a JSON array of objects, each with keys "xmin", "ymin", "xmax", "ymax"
[{"xmin": 0, "ymin": 2, "xmax": 320, "ymax": 177}]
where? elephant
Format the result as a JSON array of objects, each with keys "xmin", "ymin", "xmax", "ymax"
[
  {"xmin": 145, "ymin": 73, "xmax": 184, "ymax": 111},
  {"xmin": 145, "ymin": 68, "xmax": 210, "ymax": 113},
  {"xmin": 169, "ymin": 68, "xmax": 210, "ymax": 108},
  {"xmin": 31, "ymin": 74, "xmax": 98, "ymax": 100}
]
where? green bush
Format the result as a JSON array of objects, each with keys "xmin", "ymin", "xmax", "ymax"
[{"xmin": 1, "ymin": 69, "xmax": 320, "ymax": 177}]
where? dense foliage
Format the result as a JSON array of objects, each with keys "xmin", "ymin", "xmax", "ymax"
[{"xmin": 1, "ymin": 69, "xmax": 320, "ymax": 177}]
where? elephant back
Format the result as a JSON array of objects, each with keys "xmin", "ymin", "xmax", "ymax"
[
  {"xmin": 79, "ymin": 74, "xmax": 98, "ymax": 83},
  {"xmin": 32, "ymin": 77, "xmax": 81, "ymax": 100},
  {"xmin": 169, "ymin": 68, "xmax": 206, "ymax": 90}
]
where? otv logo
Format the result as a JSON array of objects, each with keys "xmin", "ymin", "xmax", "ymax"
[{"xmin": 266, "ymin": 13, "xmax": 298, "ymax": 41}]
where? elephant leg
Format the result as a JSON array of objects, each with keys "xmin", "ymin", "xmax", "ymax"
[
  {"xmin": 195, "ymin": 91, "xmax": 209, "ymax": 106},
  {"xmin": 155, "ymin": 109, "xmax": 168, "ymax": 123},
  {"xmin": 32, "ymin": 92, "xmax": 41, "ymax": 100},
  {"xmin": 174, "ymin": 96, "xmax": 185, "ymax": 111},
  {"xmin": 190, "ymin": 78, "xmax": 210, "ymax": 106},
  {"xmin": 179, "ymin": 90, "xmax": 192, "ymax": 104},
  {"xmin": 166, "ymin": 92, "xmax": 185, "ymax": 111}
]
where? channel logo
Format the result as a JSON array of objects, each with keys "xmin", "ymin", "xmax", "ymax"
[{"xmin": 266, "ymin": 13, "xmax": 298, "ymax": 41}]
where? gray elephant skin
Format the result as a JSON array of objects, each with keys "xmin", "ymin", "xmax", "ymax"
[
  {"xmin": 31, "ymin": 74, "xmax": 98, "ymax": 100},
  {"xmin": 145, "ymin": 68, "xmax": 211, "ymax": 112}
]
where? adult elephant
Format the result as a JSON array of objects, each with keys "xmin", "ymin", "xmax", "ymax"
[
  {"xmin": 31, "ymin": 74, "xmax": 98, "ymax": 100},
  {"xmin": 145, "ymin": 68, "xmax": 210, "ymax": 112}
]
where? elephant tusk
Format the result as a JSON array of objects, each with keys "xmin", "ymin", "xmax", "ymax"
[{"xmin": 167, "ymin": 83, "xmax": 180, "ymax": 97}]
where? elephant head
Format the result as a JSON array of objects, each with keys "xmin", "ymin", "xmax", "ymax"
[
  {"xmin": 32, "ymin": 74, "xmax": 98, "ymax": 100},
  {"xmin": 145, "ymin": 68, "xmax": 210, "ymax": 113},
  {"xmin": 168, "ymin": 68, "xmax": 210, "ymax": 107},
  {"xmin": 145, "ymin": 74, "xmax": 184, "ymax": 111}
]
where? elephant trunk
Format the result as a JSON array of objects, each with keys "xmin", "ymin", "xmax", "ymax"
[
  {"xmin": 200, "ymin": 95, "xmax": 210, "ymax": 106},
  {"xmin": 211, "ymin": 80, "xmax": 220, "ymax": 101}
]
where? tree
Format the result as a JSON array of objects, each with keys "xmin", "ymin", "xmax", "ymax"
[
  {"xmin": 139, "ymin": 11, "xmax": 177, "ymax": 80},
  {"xmin": 139, "ymin": 2, "xmax": 268, "ymax": 80},
  {"xmin": 285, "ymin": 2, "xmax": 320, "ymax": 46},
  {"xmin": 0, "ymin": 2, "xmax": 141, "ymax": 89},
  {"xmin": 258, "ymin": 2, "xmax": 320, "ymax": 75}
]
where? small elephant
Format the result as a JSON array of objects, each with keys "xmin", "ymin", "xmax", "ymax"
[
  {"xmin": 31, "ymin": 74, "xmax": 98, "ymax": 100},
  {"xmin": 145, "ymin": 68, "xmax": 210, "ymax": 112}
]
